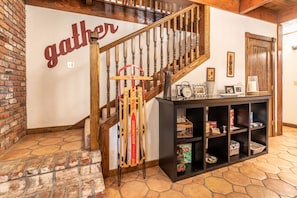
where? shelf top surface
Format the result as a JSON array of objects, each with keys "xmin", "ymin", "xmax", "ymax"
[{"xmin": 156, "ymin": 94, "xmax": 271, "ymax": 105}]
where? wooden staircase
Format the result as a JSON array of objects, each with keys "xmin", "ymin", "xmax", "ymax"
[{"xmin": 88, "ymin": 1, "xmax": 210, "ymax": 177}]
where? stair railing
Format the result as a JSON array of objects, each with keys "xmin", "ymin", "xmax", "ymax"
[{"xmin": 90, "ymin": 3, "xmax": 210, "ymax": 176}]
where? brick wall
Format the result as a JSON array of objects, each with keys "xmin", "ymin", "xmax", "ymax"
[{"xmin": 0, "ymin": 0, "xmax": 26, "ymax": 155}]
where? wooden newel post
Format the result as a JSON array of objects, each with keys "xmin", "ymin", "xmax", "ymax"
[{"xmin": 90, "ymin": 31, "xmax": 100, "ymax": 151}]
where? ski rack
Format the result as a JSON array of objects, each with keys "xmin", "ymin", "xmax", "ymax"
[{"xmin": 111, "ymin": 64, "xmax": 152, "ymax": 186}]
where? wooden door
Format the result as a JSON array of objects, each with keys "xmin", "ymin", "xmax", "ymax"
[{"xmin": 245, "ymin": 32, "xmax": 276, "ymax": 136}]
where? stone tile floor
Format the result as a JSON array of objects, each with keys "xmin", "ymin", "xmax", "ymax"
[
  {"xmin": 1, "ymin": 127, "xmax": 297, "ymax": 197},
  {"xmin": 104, "ymin": 126, "xmax": 297, "ymax": 198}
]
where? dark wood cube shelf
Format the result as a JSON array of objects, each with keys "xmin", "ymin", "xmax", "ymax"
[{"xmin": 157, "ymin": 94, "xmax": 270, "ymax": 182}]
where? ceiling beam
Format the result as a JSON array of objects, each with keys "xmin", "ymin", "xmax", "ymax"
[
  {"xmin": 190, "ymin": 0, "xmax": 239, "ymax": 12},
  {"xmin": 239, "ymin": 0, "xmax": 272, "ymax": 14},
  {"xmin": 277, "ymin": 4, "xmax": 297, "ymax": 23},
  {"xmin": 243, "ymin": 6, "xmax": 277, "ymax": 23}
]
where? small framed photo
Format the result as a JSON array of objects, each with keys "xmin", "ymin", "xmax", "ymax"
[
  {"xmin": 225, "ymin": 85, "xmax": 235, "ymax": 94},
  {"xmin": 193, "ymin": 84, "xmax": 207, "ymax": 97},
  {"xmin": 226, "ymin": 51, "xmax": 235, "ymax": 77},
  {"xmin": 176, "ymin": 84, "xmax": 182, "ymax": 96},
  {"xmin": 234, "ymin": 85, "xmax": 243, "ymax": 95},
  {"xmin": 206, "ymin": 67, "xmax": 215, "ymax": 81}
]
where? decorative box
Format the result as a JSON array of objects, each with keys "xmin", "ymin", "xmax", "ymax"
[
  {"xmin": 230, "ymin": 140, "xmax": 240, "ymax": 156},
  {"xmin": 205, "ymin": 121, "xmax": 217, "ymax": 136},
  {"xmin": 176, "ymin": 143, "xmax": 192, "ymax": 173},
  {"xmin": 177, "ymin": 119, "xmax": 193, "ymax": 138}
]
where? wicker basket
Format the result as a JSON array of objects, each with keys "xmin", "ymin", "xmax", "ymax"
[
  {"xmin": 250, "ymin": 141, "xmax": 266, "ymax": 154},
  {"xmin": 177, "ymin": 119, "xmax": 193, "ymax": 138}
]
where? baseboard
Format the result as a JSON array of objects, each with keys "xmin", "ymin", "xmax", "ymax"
[
  {"xmin": 283, "ymin": 122, "xmax": 297, "ymax": 129},
  {"xmin": 27, "ymin": 117, "xmax": 89, "ymax": 135},
  {"xmin": 66, "ymin": 116, "xmax": 89, "ymax": 130},
  {"xmin": 107, "ymin": 159, "xmax": 159, "ymax": 177},
  {"xmin": 27, "ymin": 125, "xmax": 74, "ymax": 134}
]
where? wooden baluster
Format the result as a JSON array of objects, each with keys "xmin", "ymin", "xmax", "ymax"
[
  {"xmin": 151, "ymin": 0, "xmax": 155, "ymax": 11},
  {"xmin": 195, "ymin": 7, "xmax": 200, "ymax": 59},
  {"xmin": 115, "ymin": 45, "xmax": 119, "ymax": 101},
  {"xmin": 146, "ymin": 30, "xmax": 150, "ymax": 90},
  {"xmin": 106, "ymin": 49, "xmax": 111, "ymax": 118},
  {"xmin": 138, "ymin": 33, "xmax": 143, "ymax": 88},
  {"xmin": 185, "ymin": 11, "xmax": 189, "ymax": 66},
  {"xmin": 163, "ymin": 2, "xmax": 167, "ymax": 14},
  {"xmin": 179, "ymin": 13, "xmax": 183, "ymax": 70},
  {"xmin": 160, "ymin": 23, "xmax": 164, "ymax": 83},
  {"xmin": 131, "ymin": 37, "xmax": 135, "ymax": 65},
  {"xmin": 166, "ymin": 20, "xmax": 171, "ymax": 71},
  {"xmin": 139, "ymin": 33, "xmax": 143, "ymax": 69},
  {"xmin": 145, "ymin": 0, "xmax": 148, "ymax": 10},
  {"xmin": 190, "ymin": 7, "xmax": 194, "ymax": 62},
  {"xmin": 123, "ymin": 41, "xmax": 128, "ymax": 86},
  {"xmin": 173, "ymin": 17, "xmax": 177, "ymax": 73},
  {"xmin": 153, "ymin": 27, "xmax": 157, "ymax": 87}
]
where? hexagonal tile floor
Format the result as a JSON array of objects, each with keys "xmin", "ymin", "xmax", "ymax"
[
  {"xmin": 0, "ymin": 129, "xmax": 83, "ymax": 161},
  {"xmin": 104, "ymin": 126, "xmax": 297, "ymax": 197}
]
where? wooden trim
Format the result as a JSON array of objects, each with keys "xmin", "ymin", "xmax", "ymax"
[
  {"xmin": 283, "ymin": 123, "xmax": 297, "ymax": 129},
  {"xmin": 107, "ymin": 160, "xmax": 159, "ymax": 177},
  {"xmin": 277, "ymin": 24, "xmax": 283, "ymax": 136},
  {"xmin": 67, "ymin": 116, "xmax": 90, "ymax": 130},
  {"xmin": 245, "ymin": 32, "xmax": 275, "ymax": 42},
  {"xmin": 27, "ymin": 125, "xmax": 73, "ymax": 134},
  {"xmin": 26, "ymin": 116, "xmax": 88, "ymax": 134}
]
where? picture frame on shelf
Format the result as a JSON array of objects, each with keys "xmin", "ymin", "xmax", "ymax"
[
  {"xmin": 234, "ymin": 85, "xmax": 244, "ymax": 95},
  {"xmin": 193, "ymin": 84, "xmax": 207, "ymax": 97},
  {"xmin": 226, "ymin": 51, "xmax": 235, "ymax": 77},
  {"xmin": 225, "ymin": 85, "xmax": 235, "ymax": 94},
  {"xmin": 175, "ymin": 84, "xmax": 182, "ymax": 96},
  {"xmin": 206, "ymin": 67, "xmax": 215, "ymax": 81}
]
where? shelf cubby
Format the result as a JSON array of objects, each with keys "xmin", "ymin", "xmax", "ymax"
[{"xmin": 230, "ymin": 132, "xmax": 249, "ymax": 162}]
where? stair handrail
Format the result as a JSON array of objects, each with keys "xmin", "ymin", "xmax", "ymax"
[{"xmin": 100, "ymin": 4, "xmax": 198, "ymax": 53}]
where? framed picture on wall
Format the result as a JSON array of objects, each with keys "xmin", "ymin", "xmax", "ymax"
[
  {"xmin": 206, "ymin": 67, "xmax": 215, "ymax": 81},
  {"xmin": 226, "ymin": 51, "xmax": 235, "ymax": 77}
]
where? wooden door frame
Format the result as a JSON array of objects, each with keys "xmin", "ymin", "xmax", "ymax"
[
  {"xmin": 245, "ymin": 32, "xmax": 280, "ymax": 136},
  {"xmin": 276, "ymin": 25, "xmax": 283, "ymax": 136}
]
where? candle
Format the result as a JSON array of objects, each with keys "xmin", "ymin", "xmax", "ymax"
[{"xmin": 248, "ymin": 81, "xmax": 257, "ymax": 92}]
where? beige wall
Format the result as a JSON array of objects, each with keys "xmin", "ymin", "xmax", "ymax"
[
  {"xmin": 283, "ymin": 21, "xmax": 297, "ymax": 125},
  {"xmin": 25, "ymin": 5, "xmax": 277, "ymax": 169}
]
